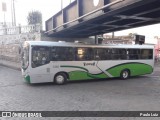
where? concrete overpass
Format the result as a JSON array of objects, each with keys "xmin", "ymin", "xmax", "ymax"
[{"xmin": 45, "ymin": 0, "xmax": 160, "ymax": 38}]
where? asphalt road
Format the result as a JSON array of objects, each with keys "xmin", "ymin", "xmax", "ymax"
[{"xmin": 0, "ymin": 64, "xmax": 160, "ymax": 120}]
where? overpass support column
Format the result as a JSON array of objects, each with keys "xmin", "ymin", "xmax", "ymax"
[
  {"xmin": 95, "ymin": 35, "xmax": 98, "ymax": 45},
  {"xmin": 112, "ymin": 32, "xmax": 115, "ymax": 39}
]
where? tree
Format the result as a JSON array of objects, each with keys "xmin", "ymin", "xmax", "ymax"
[{"xmin": 27, "ymin": 10, "xmax": 42, "ymax": 25}]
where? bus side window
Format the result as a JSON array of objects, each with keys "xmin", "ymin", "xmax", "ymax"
[
  {"xmin": 50, "ymin": 47, "xmax": 57, "ymax": 61},
  {"xmin": 76, "ymin": 47, "xmax": 94, "ymax": 61},
  {"xmin": 65, "ymin": 47, "xmax": 74, "ymax": 61},
  {"xmin": 94, "ymin": 49, "xmax": 100, "ymax": 60},
  {"xmin": 50, "ymin": 47, "xmax": 74, "ymax": 61},
  {"xmin": 127, "ymin": 49, "xmax": 140, "ymax": 60},
  {"xmin": 112, "ymin": 49, "xmax": 120, "ymax": 60},
  {"xmin": 95, "ymin": 48, "xmax": 107, "ymax": 60},
  {"xmin": 119, "ymin": 49, "xmax": 127, "ymax": 60},
  {"xmin": 32, "ymin": 46, "xmax": 50, "ymax": 68},
  {"xmin": 141, "ymin": 49, "xmax": 153, "ymax": 59},
  {"xmin": 105, "ymin": 49, "xmax": 112, "ymax": 60},
  {"xmin": 149, "ymin": 49, "xmax": 153, "ymax": 59}
]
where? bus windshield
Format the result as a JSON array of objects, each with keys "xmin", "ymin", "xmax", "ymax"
[{"xmin": 22, "ymin": 43, "xmax": 29, "ymax": 70}]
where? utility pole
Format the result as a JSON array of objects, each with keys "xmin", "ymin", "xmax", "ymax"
[
  {"xmin": 2, "ymin": 2, "xmax": 7, "ymax": 26},
  {"xmin": 11, "ymin": 0, "xmax": 16, "ymax": 26},
  {"xmin": 11, "ymin": 0, "xmax": 13, "ymax": 26},
  {"xmin": 13, "ymin": 0, "xmax": 16, "ymax": 26},
  {"xmin": 61, "ymin": 0, "xmax": 63, "ymax": 10},
  {"xmin": 3, "ymin": 11, "xmax": 6, "ymax": 26}
]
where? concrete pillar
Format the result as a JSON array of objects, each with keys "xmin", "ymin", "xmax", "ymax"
[
  {"xmin": 112, "ymin": 32, "xmax": 114, "ymax": 39},
  {"xmin": 95, "ymin": 35, "xmax": 98, "ymax": 44}
]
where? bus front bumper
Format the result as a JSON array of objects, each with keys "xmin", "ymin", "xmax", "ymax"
[{"xmin": 24, "ymin": 75, "xmax": 30, "ymax": 83}]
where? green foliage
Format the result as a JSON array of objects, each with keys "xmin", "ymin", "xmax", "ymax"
[{"xmin": 27, "ymin": 10, "xmax": 42, "ymax": 25}]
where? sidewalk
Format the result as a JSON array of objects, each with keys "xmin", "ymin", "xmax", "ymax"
[{"xmin": 0, "ymin": 60, "xmax": 21, "ymax": 71}]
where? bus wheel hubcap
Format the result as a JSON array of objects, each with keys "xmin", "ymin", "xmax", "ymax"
[
  {"xmin": 56, "ymin": 75, "xmax": 64, "ymax": 84},
  {"xmin": 123, "ymin": 71, "xmax": 128, "ymax": 78}
]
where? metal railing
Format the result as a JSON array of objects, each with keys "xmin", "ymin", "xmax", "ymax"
[{"xmin": 0, "ymin": 24, "xmax": 41, "ymax": 35}]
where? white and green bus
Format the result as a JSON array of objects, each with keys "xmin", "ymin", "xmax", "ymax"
[{"xmin": 21, "ymin": 41, "xmax": 154, "ymax": 84}]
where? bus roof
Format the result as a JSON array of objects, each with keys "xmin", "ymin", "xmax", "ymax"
[{"xmin": 25, "ymin": 41, "xmax": 154, "ymax": 49}]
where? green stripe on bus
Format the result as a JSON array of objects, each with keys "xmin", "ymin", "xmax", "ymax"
[
  {"xmin": 107, "ymin": 63, "xmax": 153, "ymax": 77},
  {"xmin": 68, "ymin": 71, "xmax": 92, "ymax": 80},
  {"xmin": 87, "ymin": 73, "xmax": 108, "ymax": 79},
  {"xmin": 61, "ymin": 66, "xmax": 109, "ymax": 80},
  {"xmin": 61, "ymin": 63, "xmax": 153, "ymax": 80},
  {"xmin": 68, "ymin": 71, "xmax": 109, "ymax": 80}
]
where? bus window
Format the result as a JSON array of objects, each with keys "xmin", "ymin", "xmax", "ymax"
[
  {"xmin": 112, "ymin": 49, "xmax": 127, "ymax": 60},
  {"xmin": 127, "ymin": 49, "xmax": 140, "ymax": 60},
  {"xmin": 105, "ymin": 49, "xmax": 112, "ymax": 60},
  {"xmin": 32, "ymin": 46, "xmax": 50, "ymax": 68},
  {"xmin": 76, "ymin": 47, "xmax": 94, "ymax": 61},
  {"xmin": 141, "ymin": 49, "xmax": 153, "ymax": 59},
  {"xmin": 118, "ymin": 49, "xmax": 127, "ymax": 60},
  {"xmin": 94, "ymin": 48, "xmax": 103, "ymax": 60},
  {"xmin": 50, "ymin": 47, "xmax": 74, "ymax": 61},
  {"xmin": 94, "ymin": 48, "xmax": 112, "ymax": 60}
]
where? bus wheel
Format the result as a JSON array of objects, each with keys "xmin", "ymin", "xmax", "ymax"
[
  {"xmin": 54, "ymin": 73, "xmax": 67, "ymax": 85},
  {"xmin": 120, "ymin": 69, "xmax": 130, "ymax": 80}
]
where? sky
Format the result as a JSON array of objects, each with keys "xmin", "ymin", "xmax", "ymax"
[
  {"xmin": 0, "ymin": 0, "xmax": 160, "ymax": 44},
  {"xmin": 0, "ymin": 0, "xmax": 73, "ymax": 26}
]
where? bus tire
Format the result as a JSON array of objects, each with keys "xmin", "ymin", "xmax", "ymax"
[
  {"xmin": 54, "ymin": 73, "xmax": 67, "ymax": 85},
  {"xmin": 120, "ymin": 69, "xmax": 130, "ymax": 80}
]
